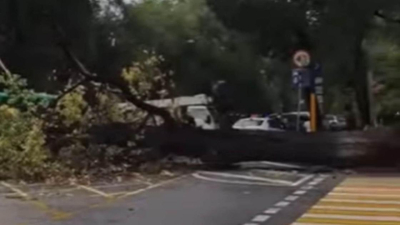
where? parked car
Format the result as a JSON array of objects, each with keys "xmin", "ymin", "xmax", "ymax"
[
  {"xmin": 323, "ymin": 114, "xmax": 347, "ymax": 131},
  {"xmin": 232, "ymin": 117, "xmax": 285, "ymax": 132},
  {"xmin": 279, "ymin": 112, "xmax": 310, "ymax": 132}
]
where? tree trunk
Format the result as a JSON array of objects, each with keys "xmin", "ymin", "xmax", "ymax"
[{"xmin": 353, "ymin": 34, "xmax": 371, "ymax": 128}]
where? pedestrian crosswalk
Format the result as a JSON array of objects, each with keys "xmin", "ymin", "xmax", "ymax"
[{"xmin": 292, "ymin": 176, "xmax": 400, "ymax": 225}]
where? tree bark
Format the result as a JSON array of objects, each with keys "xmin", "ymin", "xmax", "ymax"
[{"xmin": 353, "ymin": 31, "xmax": 371, "ymax": 127}]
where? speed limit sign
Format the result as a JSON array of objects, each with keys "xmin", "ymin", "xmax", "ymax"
[{"xmin": 293, "ymin": 50, "xmax": 311, "ymax": 68}]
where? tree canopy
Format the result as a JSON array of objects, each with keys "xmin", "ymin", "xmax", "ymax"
[{"xmin": 1, "ymin": 0, "xmax": 400, "ymax": 123}]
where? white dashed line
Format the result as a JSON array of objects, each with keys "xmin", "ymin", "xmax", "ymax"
[
  {"xmin": 275, "ymin": 201, "xmax": 291, "ymax": 207},
  {"xmin": 285, "ymin": 195, "xmax": 299, "ymax": 201},
  {"xmin": 294, "ymin": 190, "xmax": 307, "ymax": 195},
  {"xmin": 252, "ymin": 215, "xmax": 271, "ymax": 222},
  {"xmin": 239, "ymin": 172, "xmax": 328, "ymax": 225},
  {"xmin": 264, "ymin": 208, "xmax": 281, "ymax": 214}
]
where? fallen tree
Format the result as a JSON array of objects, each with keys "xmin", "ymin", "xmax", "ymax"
[{"xmin": 147, "ymin": 127, "xmax": 400, "ymax": 168}]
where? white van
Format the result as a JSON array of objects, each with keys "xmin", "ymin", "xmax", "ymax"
[{"xmin": 118, "ymin": 94, "xmax": 219, "ymax": 130}]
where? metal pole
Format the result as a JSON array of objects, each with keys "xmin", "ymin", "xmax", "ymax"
[{"xmin": 296, "ymin": 84, "xmax": 302, "ymax": 132}]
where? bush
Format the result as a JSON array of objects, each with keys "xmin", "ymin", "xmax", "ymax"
[
  {"xmin": 0, "ymin": 73, "xmax": 65, "ymax": 181},
  {"xmin": 0, "ymin": 105, "xmax": 56, "ymax": 180}
]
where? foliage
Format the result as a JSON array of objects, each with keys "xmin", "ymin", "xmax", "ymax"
[
  {"xmin": 56, "ymin": 87, "xmax": 88, "ymax": 126},
  {"xmin": 122, "ymin": 51, "xmax": 174, "ymax": 100},
  {"xmin": 125, "ymin": 0, "xmax": 279, "ymax": 112},
  {"xmin": 0, "ymin": 73, "xmax": 64, "ymax": 180}
]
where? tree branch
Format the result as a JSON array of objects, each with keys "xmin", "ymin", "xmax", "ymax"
[
  {"xmin": 375, "ymin": 10, "xmax": 400, "ymax": 24},
  {"xmin": 49, "ymin": 21, "xmax": 176, "ymax": 128},
  {"xmin": 0, "ymin": 58, "xmax": 12, "ymax": 76},
  {"xmin": 49, "ymin": 78, "xmax": 88, "ymax": 108}
]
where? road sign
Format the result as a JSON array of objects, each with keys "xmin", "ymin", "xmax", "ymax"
[
  {"xmin": 293, "ymin": 50, "xmax": 311, "ymax": 68},
  {"xmin": 292, "ymin": 68, "xmax": 312, "ymax": 88},
  {"xmin": 292, "ymin": 69, "xmax": 301, "ymax": 86}
]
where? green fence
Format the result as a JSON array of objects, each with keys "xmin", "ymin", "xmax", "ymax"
[{"xmin": 0, "ymin": 92, "xmax": 57, "ymax": 107}]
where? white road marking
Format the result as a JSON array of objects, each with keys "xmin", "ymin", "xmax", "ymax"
[
  {"xmin": 286, "ymin": 195, "xmax": 299, "ymax": 201},
  {"xmin": 275, "ymin": 201, "xmax": 291, "ymax": 207},
  {"xmin": 292, "ymin": 175, "xmax": 315, "ymax": 186},
  {"xmin": 301, "ymin": 186, "xmax": 314, "ymax": 190},
  {"xmin": 249, "ymin": 171, "xmax": 313, "ymax": 186},
  {"xmin": 1, "ymin": 182, "xmax": 29, "ymax": 199},
  {"xmin": 239, "ymin": 161, "xmax": 304, "ymax": 169},
  {"xmin": 192, "ymin": 173, "xmax": 285, "ymax": 186},
  {"xmin": 252, "ymin": 215, "xmax": 270, "ymax": 222},
  {"xmin": 303, "ymin": 214, "xmax": 400, "ymax": 221},
  {"xmin": 308, "ymin": 181, "xmax": 320, "ymax": 186},
  {"xmin": 314, "ymin": 177, "xmax": 325, "ymax": 182},
  {"xmin": 294, "ymin": 190, "xmax": 307, "ymax": 195},
  {"xmin": 197, "ymin": 171, "xmax": 293, "ymax": 185},
  {"xmin": 322, "ymin": 198, "xmax": 400, "ymax": 205},
  {"xmin": 243, "ymin": 223, "xmax": 258, "ymax": 225},
  {"xmin": 312, "ymin": 205, "xmax": 400, "ymax": 212},
  {"xmin": 77, "ymin": 185, "xmax": 112, "ymax": 198},
  {"xmin": 264, "ymin": 208, "xmax": 281, "ymax": 214},
  {"xmin": 328, "ymin": 192, "xmax": 400, "ymax": 198},
  {"xmin": 119, "ymin": 175, "xmax": 186, "ymax": 199}
]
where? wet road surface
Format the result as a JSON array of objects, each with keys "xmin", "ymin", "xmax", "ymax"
[{"xmin": 0, "ymin": 163, "xmax": 344, "ymax": 225}]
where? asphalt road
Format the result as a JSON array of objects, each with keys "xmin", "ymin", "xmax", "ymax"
[{"xmin": 0, "ymin": 165, "xmax": 342, "ymax": 225}]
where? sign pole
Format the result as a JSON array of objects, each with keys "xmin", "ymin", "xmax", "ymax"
[
  {"xmin": 293, "ymin": 50, "xmax": 315, "ymax": 132},
  {"xmin": 296, "ymin": 83, "xmax": 302, "ymax": 132}
]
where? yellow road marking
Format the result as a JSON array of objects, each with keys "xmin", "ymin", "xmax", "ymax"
[
  {"xmin": 340, "ymin": 182, "xmax": 400, "ymax": 189},
  {"xmin": 303, "ymin": 214, "xmax": 400, "ymax": 221},
  {"xmin": 293, "ymin": 176, "xmax": 400, "ymax": 225},
  {"xmin": 317, "ymin": 201, "xmax": 400, "ymax": 209},
  {"xmin": 313, "ymin": 205, "xmax": 400, "ymax": 212},
  {"xmin": 321, "ymin": 198, "xmax": 400, "ymax": 205},
  {"xmin": 1, "ymin": 175, "xmax": 186, "ymax": 222},
  {"xmin": 297, "ymin": 217, "xmax": 400, "ymax": 225},
  {"xmin": 326, "ymin": 195, "xmax": 400, "ymax": 201},
  {"xmin": 1, "ymin": 182, "xmax": 71, "ymax": 221},
  {"xmin": 329, "ymin": 192, "xmax": 400, "ymax": 198},
  {"xmin": 333, "ymin": 187, "xmax": 400, "ymax": 194},
  {"xmin": 76, "ymin": 184, "xmax": 113, "ymax": 198},
  {"xmin": 309, "ymin": 208, "xmax": 400, "ymax": 217}
]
